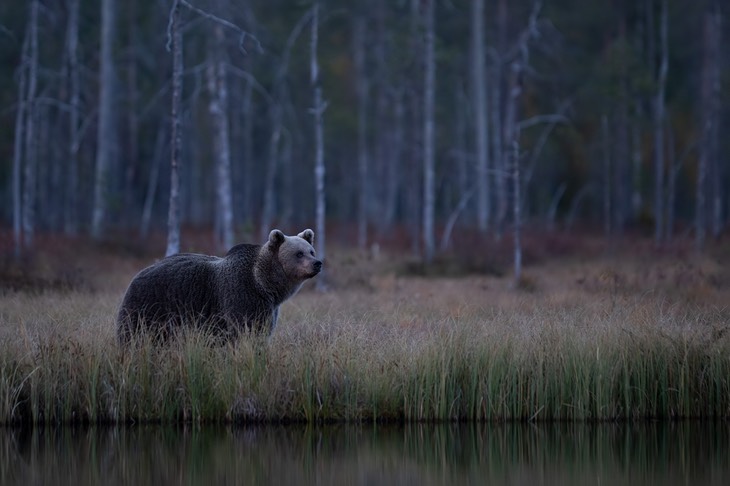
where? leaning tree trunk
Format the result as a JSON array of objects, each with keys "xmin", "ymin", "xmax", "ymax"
[
  {"xmin": 422, "ymin": 0, "xmax": 436, "ymax": 264},
  {"xmin": 92, "ymin": 0, "xmax": 116, "ymax": 241},
  {"xmin": 310, "ymin": 3, "xmax": 327, "ymax": 288},
  {"xmin": 166, "ymin": 0, "xmax": 183, "ymax": 256}
]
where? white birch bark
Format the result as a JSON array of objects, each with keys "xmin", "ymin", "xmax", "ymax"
[
  {"xmin": 166, "ymin": 0, "xmax": 183, "ymax": 256},
  {"xmin": 206, "ymin": 23, "xmax": 234, "ymax": 251},
  {"xmin": 12, "ymin": 28, "xmax": 29, "ymax": 257},
  {"xmin": 311, "ymin": 3, "xmax": 326, "ymax": 281},
  {"xmin": 507, "ymin": 60, "xmax": 523, "ymax": 284}
]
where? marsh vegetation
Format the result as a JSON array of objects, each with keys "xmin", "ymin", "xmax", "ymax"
[{"xmin": 1, "ymin": 233, "xmax": 729, "ymax": 425}]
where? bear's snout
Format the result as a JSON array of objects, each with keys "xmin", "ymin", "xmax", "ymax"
[{"xmin": 313, "ymin": 260, "xmax": 323, "ymax": 273}]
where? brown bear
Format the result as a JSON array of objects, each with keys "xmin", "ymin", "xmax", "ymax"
[{"xmin": 116, "ymin": 229, "xmax": 322, "ymax": 345}]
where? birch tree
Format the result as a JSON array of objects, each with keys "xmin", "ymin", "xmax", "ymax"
[
  {"xmin": 653, "ymin": 0, "xmax": 668, "ymax": 246},
  {"xmin": 12, "ymin": 18, "xmax": 30, "ymax": 257},
  {"xmin": 124, "ymin": 0, "xmax": 139, "ymax": 226},
  {"xmin": 422, "ymin": 0, "xmax": 436, "ymax": 264},
  {"xmin": 166, "ymin": 0, "xmax": 183, "ymax": 256},
  {"xmin": 472, "ymin": 0, "xmax": 490, "ymax": 233},
  {"xmin": 493, "ymin": 0, "xmax": 508, "ymax": 239},
  {"xmin": 22, "ymin": 0, "xmax": 40, "ymax": 250},
  {"xmin": 310, "ymin": 2, "xmax": 327, "ymax": 286},
  {"xmin": 92, "ymin": 0, "xmax": 116, "ymax": 241},
  {"xmin": 207, "ymin": 21, "xmax": 234, "ymax": 251},
  {"xmin": 65, "ymin": 0, "xmax": 81, "ymax": 236}
]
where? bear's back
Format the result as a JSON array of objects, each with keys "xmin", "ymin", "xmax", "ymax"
[{"xmin": 121, "ymin": 252, "xmax": 220, "ymax": 322}]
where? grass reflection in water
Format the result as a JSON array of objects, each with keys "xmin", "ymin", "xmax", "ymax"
[{"xmin": 1, "ymin": 422, "xmax": 729, "ymax": 486}]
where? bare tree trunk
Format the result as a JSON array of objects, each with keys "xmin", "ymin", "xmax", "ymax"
[
  {"xmin": 12, "ymin": 28, "xmax": 29, "ymax": 257},
  {"xmin": 166, "ymin": 0, "xmax": 183, "ymax": 256},
  {"xmin": 493, "ymin": 0, "xmax": 507, "ymax": 239},
  {"xmin": 507, "ymin": 60, "xmax": 524, "ymax": 285},
  {"xmin": 124, "ymin": 0, "xmax": 139, "ymax": 227},
  {"xmin": 311, "ymin": 3, "xmax": 327, "ymax": 286},
  {"xmin": 22, "ymin": 0, "xmax": 40, "ymax": 250},
  {"xmin": 709, "ymin": 2, "xmax": 722, "ymax": 240},
  {"xmin": 353, "ymin": 17, "xmax": 369, "ymax": 250},
  {"xmin": 653, "ymin": 0, "xmax": 668, "ymax": 246},
  {"xmin": 92, "ymin": 0, "xmax": 116, "ymax": 240},
  {"xmin": 501, "ymin": 68, "xmax": 518, "ymax": 243},
  {"xmin": 207, "ymin": 23, "xmax": 234, "ymax": 251},
  {"xmin": 472, "ymin": 0, "xmax": 490, "ymax": 233},
  {"xmin": 65, "ymin": 0, "xmax": 81, "ymax": 236},
  {"xmin": 422, "ymin": 0, "xmax": 436, "ymax": 264}
]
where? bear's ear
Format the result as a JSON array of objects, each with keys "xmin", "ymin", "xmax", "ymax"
[
  {"xmin": 267, "ymin": 229, "xmax": 286, "ymax": 250},
  {"xmin": 297, "ymin": 229, "xmax": 315, "ymax": 245}
]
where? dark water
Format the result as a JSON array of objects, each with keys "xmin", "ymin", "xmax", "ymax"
[{"xmin": 1, "ymin": 422, "xmax": 729, "ymax": 485}]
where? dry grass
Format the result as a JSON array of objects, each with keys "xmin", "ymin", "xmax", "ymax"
[{"xmin": 1, "ymin": 233, "xmax": 729, "ymax": 424}]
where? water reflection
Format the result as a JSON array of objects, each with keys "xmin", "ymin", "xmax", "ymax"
[{"xmin": 1, "ymin": 422, "xmax": 728, "ymax": 485}]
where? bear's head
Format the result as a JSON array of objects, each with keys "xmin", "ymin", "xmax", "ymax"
[{"xmin": 266, "ymin": 229, "xmax": 322, "ymax": 282}]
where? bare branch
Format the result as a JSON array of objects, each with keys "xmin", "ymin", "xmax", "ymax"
[
  {"xmin": 180, "ymin": 0, "xmax": 262, "ymax": 54},
  {"xmin": 517, "ymin": 113, "xmax": 568, "ymax": 130},
  {"xmin": 167, "ymin": 0, "xmax": 263, "ymax": 55}
]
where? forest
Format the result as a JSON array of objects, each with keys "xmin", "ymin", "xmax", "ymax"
[{"xmin": 0, "ymin": 0, "xmax": 727, "ymax": 262}]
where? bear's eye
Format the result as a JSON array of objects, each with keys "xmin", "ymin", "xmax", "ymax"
[
  {"xmin": 310, "ymin": 251, "xmax": 315, "ymax": 256},
  {"xmin": 296, "ymin": 251, "xmax": 304, "ymax": 258}
]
